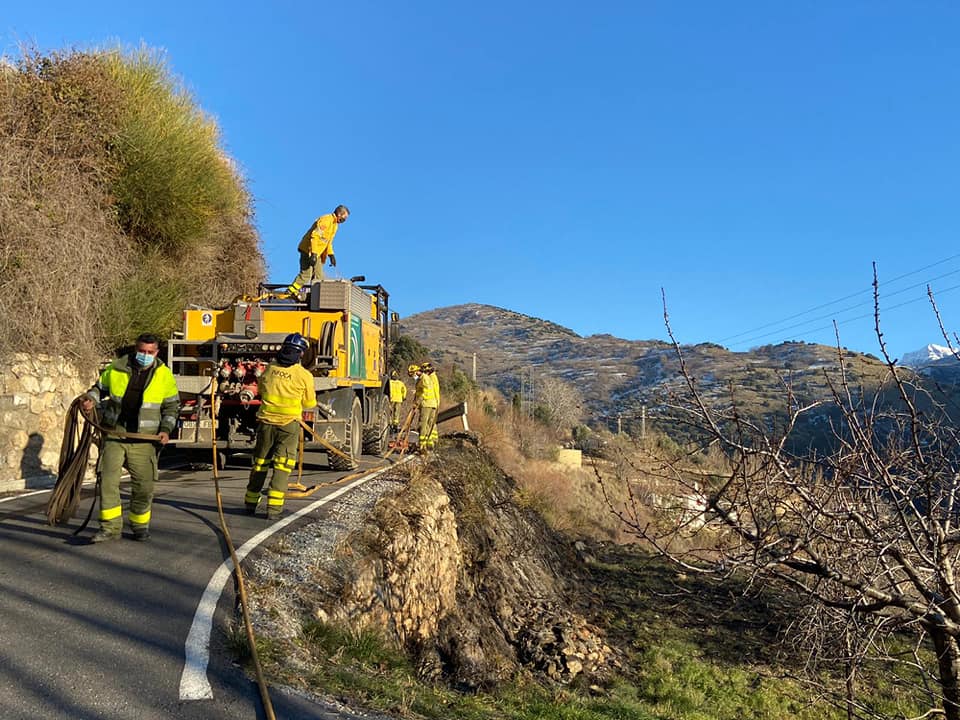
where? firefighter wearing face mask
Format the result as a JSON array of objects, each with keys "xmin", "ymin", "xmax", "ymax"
[
  {"xmin": 80, "ymin": 333, "xmax": 180, "ymax": 543},
  {"xmin": 244, "ymin": 333, "xmax": 317, "ymax": 519}
]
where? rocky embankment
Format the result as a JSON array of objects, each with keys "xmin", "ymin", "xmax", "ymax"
[{"xmin": 246, "ymin": 437, "xmax": 616, "ymax": 690}]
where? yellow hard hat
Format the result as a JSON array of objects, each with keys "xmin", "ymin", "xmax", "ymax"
[
  {"xmin": 407, "ymin": 364, "xmax": 420, "ymax": 375},
  {"xmin": 420, "ymin": 360, "xmax": 433, "ymax": 372}
]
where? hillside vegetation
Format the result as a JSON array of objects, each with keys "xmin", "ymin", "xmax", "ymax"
[
  {"xmin": 401, "ymin": 303, "xmax": 915, "ymax": 453},
  {"xmin": 0, "ymin": 48, "xmax": 263, "ymax": 367}
]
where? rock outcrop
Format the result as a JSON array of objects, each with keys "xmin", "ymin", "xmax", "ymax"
[{"xmin": 247, "ymin": 438, "xmax": 615, "ymax": 688}]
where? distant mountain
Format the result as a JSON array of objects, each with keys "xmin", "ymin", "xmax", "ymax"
[
  {"xmin": 397, "ymin": 303, "xmax": 896, "ymax": 446},
  {"xmin": 901, "ymin": 344, "xmax": 956, "ymax": 368}
]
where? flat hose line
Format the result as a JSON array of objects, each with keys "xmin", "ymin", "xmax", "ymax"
[{"xmin": 207, "ymin": 383, "xmax": 278, "ymax": 719}]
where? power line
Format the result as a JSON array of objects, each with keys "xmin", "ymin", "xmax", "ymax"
[
  {"xmin": 727, "ymin": 268, "xmax": 960, "ymax": 349},
  {"xmin": 717, "ymin": 252, "xmax": 960, "ymax": 345},
  {"xmin": 728, "ymin": 282, "xmax": 960, "ymax": 350}
]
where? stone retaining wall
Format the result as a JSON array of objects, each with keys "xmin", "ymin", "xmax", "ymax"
[{"xmin": 0, "ymin": 353, "xmax": 88, "ymax": 492}]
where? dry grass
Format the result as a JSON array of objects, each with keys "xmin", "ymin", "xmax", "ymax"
[
  {"xmin": 459, "ymin": 389, "xmax": 742, "ymax": 547},
  {"xmin": 462, "ymin": 394, "xmax": 631, "ymax": 540}
]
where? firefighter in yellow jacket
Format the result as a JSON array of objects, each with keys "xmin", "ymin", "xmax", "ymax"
[
  {"xmin": 388, "ymin": 369, "xmax": 407, "ymax": 431},
  {"xmin": 413, "ymin": 361, "xmax": 439, "ymax": 451},
  {"xmin": 286, "ymin": 204, "xmax": 349, "ymax": 297},
  {"xmin": 420, "ymin": 361, "xmax": 441, "ymax": 448},
  {"xmin": 244, "ymin": 333, "xmax": 317, "ymax": 519},
  {"xmin": 81, "ymin": 333, "xmax": 180, "ymax": 542}
]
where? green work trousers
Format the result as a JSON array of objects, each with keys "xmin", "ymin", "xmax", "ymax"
[
  {"xmin": 244, "ymin": 420, "xmax": 299, "ymax": 514},
  {"xmin": 289, "ymin": 251, "xmax": 323, "ymax": 292},
  {"xmin": 99, "ymin": 439, "xmax": 158, "ymax": 533},
  {"xmin": 419, "ymin": 406, "xmax": 438, "ymax": 449},
  {"xmin": 390, "ymin": 401, "xmax": 403, "ymax": 427}
]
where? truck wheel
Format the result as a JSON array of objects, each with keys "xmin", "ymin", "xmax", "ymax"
[
  {"xmin": 362, "ymin": 403, "xmax": 389, "ymax": 456},
  {"xmin": 329, "ymin": 397, "xmax": 361, "ymax": 471}
]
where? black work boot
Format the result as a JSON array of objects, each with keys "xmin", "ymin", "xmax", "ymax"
[
  {"xmin": 244, "ymin": 503, "xmax": 258, "ymax": 516},
  {"xmin": 267, "ymin": 509, "xmax": 283, "ymax": 521},
  {"xmin": 132, "ymin": 528, "xmax": 151, "ymax": 542}
]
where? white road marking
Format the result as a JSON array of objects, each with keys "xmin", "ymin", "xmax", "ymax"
[
  {"xmin": 178, "ymin": 459, "xmax": 411, "ymax": 701},
  {"xmin": 0, "ymin": 479, "xmax": 100, "ymax": 504}
]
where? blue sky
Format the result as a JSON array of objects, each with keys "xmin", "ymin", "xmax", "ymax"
[{"xmin": 5, "ymin": 2, "xmax": 960, "ymax": 359}]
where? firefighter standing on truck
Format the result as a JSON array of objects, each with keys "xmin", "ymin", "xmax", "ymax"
[
  {"xmin": 413, "ymin": 361, "xmax": 439, "ymax": 452},
  {"xmin": 286, "ymin": 204, "xmax": 349, "ymax": 298},
  {"xmin": 81, "ymin": 333, "xmax": 179, "ymax": 543},
  {"xmin": 388, "ymin": 369, "xmax": 406, "ymax": 431},
  {"xmin": 244, "ymin": 333, "xmax": 317, "ymax": 519}
]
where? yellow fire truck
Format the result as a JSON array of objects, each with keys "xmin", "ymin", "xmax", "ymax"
[{"xmin": 167, "ymin": 280, "xmax": 393, "ymax": 470}]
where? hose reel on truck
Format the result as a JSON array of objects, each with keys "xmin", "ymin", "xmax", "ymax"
[{"xmin": 166, "ymin": 279, "xmax": 394, "ymax": 470}]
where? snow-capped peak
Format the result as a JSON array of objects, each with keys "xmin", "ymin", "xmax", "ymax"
[{"xmin": 900, "ymin": 344, "xmax": 956, "ymax": 367}]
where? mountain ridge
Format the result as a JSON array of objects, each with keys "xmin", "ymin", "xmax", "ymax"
[{"xmin": 397, "ymin": 303, "xmax": 894, "ymax": 441}]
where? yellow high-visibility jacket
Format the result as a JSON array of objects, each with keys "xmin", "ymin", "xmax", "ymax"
[
  {"xmin": 88, "ymin": 353, "xmax": 179, "ymax": 435},
  {"xmin": 415, "ymin": 373, "xmax": 438, "ymax": 409},
  {"xmin": 429, "ymin": 372, "xmax": 440, "ymax": 408},
  {"xmin": 296, "ymin": 213, "xmax": 339, "ymax": 261},
  {"xmin": 257, "ymin": 362, "xmax": 317, "ymax": 426},
  {"xmin": 389, "ymin": 379, "xmax": 407, "ymax": 403}
]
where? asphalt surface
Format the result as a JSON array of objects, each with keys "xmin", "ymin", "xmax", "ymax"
[{"xmin": 0, "ymin": 450, "xmax": 400, "ymax": 720}]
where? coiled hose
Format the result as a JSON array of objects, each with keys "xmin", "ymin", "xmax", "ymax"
[{"xmin": 47, "ymin": 397, "xmax": 101, "ymax": 528}]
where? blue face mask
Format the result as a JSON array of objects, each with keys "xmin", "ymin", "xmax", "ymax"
[{"xmin": 134, "ymin": 352, "xmax": 155, "ymax": 368}]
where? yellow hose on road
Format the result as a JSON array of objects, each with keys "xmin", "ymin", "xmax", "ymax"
[{"xmin": 209, "ymin": 377, "xmax": 277, "ymax": 720}]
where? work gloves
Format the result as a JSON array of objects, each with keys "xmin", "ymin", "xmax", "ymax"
[{"xmin": 309, "ymin": 253, "xmax": 335, "ymax": 268}]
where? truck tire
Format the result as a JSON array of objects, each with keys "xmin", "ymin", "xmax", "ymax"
[
  {"xmin": 362, "ymin": 403, "xmax": 389, "ymax": 456},
  {"xmin": 329, "ymin": 397, "xmax": 361, "ymax": 471}
]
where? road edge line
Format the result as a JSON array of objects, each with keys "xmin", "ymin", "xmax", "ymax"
[{"xmin": 178, "ymin": 458, "xmax": 411, "ymax": 701}]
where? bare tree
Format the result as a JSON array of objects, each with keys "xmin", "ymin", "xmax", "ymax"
[
  {"xmin": 536, "ymin": 375, "xmax": 584, "ymax": 433},
  {"xmin": 599, "ymin": 270, "xmax": 960, "ymax": 720}
]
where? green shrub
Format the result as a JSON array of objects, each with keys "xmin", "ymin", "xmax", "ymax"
[
  {"xmin": 98, "ymin": 254, "xmax": 186, "ymax": 350},
  {"xmin": 104, "ymin": 48, "xmax": 245, "ymax": 253}
]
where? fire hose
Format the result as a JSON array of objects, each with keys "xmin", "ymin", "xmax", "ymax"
[{"xmin": 207, "ymin": 383, "xmax": 277, "ymax": 720}]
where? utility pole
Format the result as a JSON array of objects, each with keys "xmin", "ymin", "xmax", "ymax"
[
  {"xmin": 529, "ymin": 369, "xmax": 535, "ymax": 416},
  {"xmin": 617, "ymin": 414, "xmax": 622, "ymax": 435},
  {"xmin": 641, "ymin": 405, "xmax": 647, "ymax": 440},
  {"xmin": 472, "ymin": 352, "xmax": 477, "ymax": 382}
]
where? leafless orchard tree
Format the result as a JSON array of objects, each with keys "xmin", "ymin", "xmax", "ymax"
[
  {"xmin": 599, "ymin": 268, "xmax": 960, "ymax": 720},
  {"xmin": 536, "ymin": 375, "xmax": 584, "ymax": 433}
]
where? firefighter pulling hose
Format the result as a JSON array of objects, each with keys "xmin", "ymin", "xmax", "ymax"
[
  {"xmin": 47, "ymin": 334, "xmax": 175, "ymax": 539},
  {"xmin": 243, "ymin": 333, "xmax": 316, "ymax": 519},
  {"xmin": 46, "ymin": 396, "xmax": 166, "ymax": 529}
]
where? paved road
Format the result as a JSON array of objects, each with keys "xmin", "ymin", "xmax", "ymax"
[{"xmin": 0, "ymin": 451, "xmax": 399, "ymax": 720}]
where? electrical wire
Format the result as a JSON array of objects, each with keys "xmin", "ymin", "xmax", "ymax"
[
  {"xmin": 717, "ymin": 252, "xmax": 960, "ymax": 347},
  {"xmin": 730, "ymin": 285, "xmax": 960, "ymax": 347}
]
